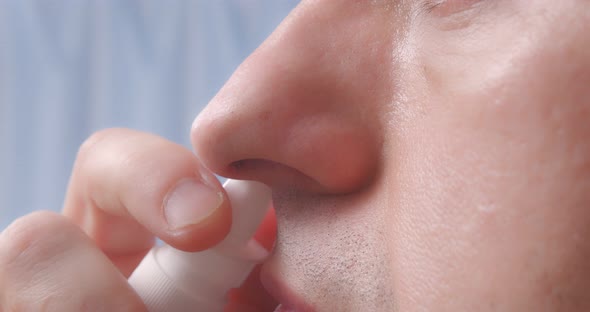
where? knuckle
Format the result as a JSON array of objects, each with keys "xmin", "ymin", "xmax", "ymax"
[
  {"xmin": 73, "ymin": 128, "xmax": 134, "ymax": 194},
  {"xmin": 0, "ymin": 212, "xmax": 145, "ymax": 311},
  {"xmin": 0, "ymin": 211, "xmax": 85, "ymax": 309},
  {"xmin": 76, "ymin": 128, "xmax": 122, "ymax": 164},
  {"xmin": 0, "ymin": 211, "xmax": 75, "ymax": 277}
]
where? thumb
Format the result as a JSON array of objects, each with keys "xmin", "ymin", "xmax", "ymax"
[{"xmin": 63, "ymin": 129, "xmax": 232, "ymax": 276}]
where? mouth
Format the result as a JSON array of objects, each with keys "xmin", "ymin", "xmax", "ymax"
[
  {"xmin": 260, "ymin": 261, "xmax": 315, "ymax": 312},
  {"xmin": 257, "ymin": 189, "xmax": 318, "ymax": 312}
]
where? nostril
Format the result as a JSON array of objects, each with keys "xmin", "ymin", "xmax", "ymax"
[
  {"xmin": 227, "ymin": 159, "xmax": 325, "ymax": 193},
  {"xmin": 229, "ymin": 159, "xmax": 285, "ymax": 172}
]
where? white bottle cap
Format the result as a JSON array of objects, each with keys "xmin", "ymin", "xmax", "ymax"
[{"xmin": 128, "ymin": 179, "xmax": 272, "ymax": 312}]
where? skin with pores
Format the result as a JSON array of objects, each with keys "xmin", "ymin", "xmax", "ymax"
[
  {"xmin": 194, "ymin": 1, "xmax": 590, "ymax": 310},
  {"xmin": 1, "ymin": 1, "xmax": 590, "ymax": 311}
]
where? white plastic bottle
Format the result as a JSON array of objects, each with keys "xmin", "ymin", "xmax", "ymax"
[{"xmin": 128, "ymin": 179, "xmax": 272, "ymax": 312}]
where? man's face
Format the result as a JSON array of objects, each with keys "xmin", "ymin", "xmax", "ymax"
[{"xmin": 192, "ymin": 1, "xmax": 590, "ymax": 310}]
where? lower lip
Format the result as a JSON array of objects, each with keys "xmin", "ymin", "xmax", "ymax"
[
  {"xmin": 274, "ymin": 304, "xmax": 300, "ymax": 312},
  {"xmin": 260, "ymin": 270, "xmax": 315, "ymax": 312},
  {"xmin": 274, "ymin": 304, "xmax": 297, "ymax": 312}
]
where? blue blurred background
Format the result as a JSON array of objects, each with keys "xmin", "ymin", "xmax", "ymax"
[{"xmin": 0, "ymin": 0, "xmax": 298, "ymax": 229}]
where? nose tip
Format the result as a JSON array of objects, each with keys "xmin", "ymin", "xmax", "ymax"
[
  {"xmin": 190, "ymin": 106, "xmax": 241, "ymax": 178},
  {"xmin": 190, "ymin": 1, "xmax": 384, "ymax": 195},
  {"xmin": 191, "ymin": 103, "xmax": 323, "ymax": 192},
  {"xmin": 191, "ymin": 99, "xmax": 380, "ymax": 195}
]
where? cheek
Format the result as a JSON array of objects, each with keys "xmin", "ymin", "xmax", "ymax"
[
  {"xmin": 386, "ymin": 11, "xmax": 590, "ymax": 310},
  {"xmin": 427, "ymin": 0, "xmax": 487, "ymax": 17},
  {"xmin": 388, "ymin": 115, "xmax": 590, "ymax": 310}
]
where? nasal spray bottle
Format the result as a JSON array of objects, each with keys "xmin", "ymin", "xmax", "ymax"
[{"xmin": 128, "ymin": 179, "xmax": 272, "ymax": 311}]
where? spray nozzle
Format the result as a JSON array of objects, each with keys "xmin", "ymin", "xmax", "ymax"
[{"xmin": 128, "ymin": 179, "xmax": 272, "ymax": 312}]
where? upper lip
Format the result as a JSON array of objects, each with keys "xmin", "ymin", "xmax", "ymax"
[{"xmin": 260, "ymin": 262, "xmax": 315, "ymax": 312}]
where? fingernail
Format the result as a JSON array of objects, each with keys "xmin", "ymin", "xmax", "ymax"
[{"xmin": 164, "ymin": 178, "xmax": 224, "ymax": 230}]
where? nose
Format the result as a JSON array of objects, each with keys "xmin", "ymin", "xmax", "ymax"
[{"xmin": 191, "ymin": 2, "xmax": 389, "ymax": 194}]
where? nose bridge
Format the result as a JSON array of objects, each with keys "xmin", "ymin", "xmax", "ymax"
[{"xmin": 192, "ymin": 2, "xmax": 391, "ymax": 193}]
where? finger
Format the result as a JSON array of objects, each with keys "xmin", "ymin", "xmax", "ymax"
[
  {"xmin": 227, "ymin": 208, "xmax": 279, "ymax": 311},
  {"xmin": 0, "ymin": 211, "xmax": 146, "ymax": 311},
  {"xmin": 227, "ymin": 265, "xmax": 278, "ymax": 312},
  {"xmin": 253, "ymin": 207, "xmax": 277, "ymax": 250},
  {"xmin": 63, "ymin": 128, "xmax": 231, "ymax": 276}
]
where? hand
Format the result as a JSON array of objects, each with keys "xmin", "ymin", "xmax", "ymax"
[{"xmin": 0, "ymin": 128, "xmax": 278, "ymax": 311}]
